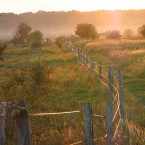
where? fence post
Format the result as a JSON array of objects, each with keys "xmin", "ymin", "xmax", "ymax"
[
  {"xmin": 0, "ymin": 104, "xmax": 6, "ymax": 145},
  {"xmin": 108, "ymin": 67, "xmax": 113, "ymax": 92},
  {"xmin": 83, "ymin": 54, "xmax": 86, "ymax": 66},
  {"xmin": 83, "ymin": 103, "xmax": 94, "ymax": 145},
  {"xmin": 118, "ymin": 70, "xmax": 126, "ymax": 125},
  {"xmin": 77, "ymin": 50, "xmax": 80, "ymax": 61},
  {"xmin": 98, "ymin": 62, "xmax": 102, "ymax": 79},
  {"xmin": 90, "ymin": 57, "xmax": 94, "ymax": 73},
  {"xmin": 106, "ymin": 102, "xmax": 113, "ymax": 145},
  {"xmin": 80, "ymin": 50, "xmax": 82, "ymax": 60},
  {"xmin": 72, "ymin": 42, "xmax": 74, "ymax": 50},
  {"xmin": 15, "ymin": 100, "xmax": 31, "ymax": 145},
  {"xmin": 86, "ymin": 54, "xmax": 88, "ymax": 66}
]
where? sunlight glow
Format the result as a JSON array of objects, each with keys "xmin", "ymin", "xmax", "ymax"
[{"xmin": 0, "ymin": 0, "xmax": 145, "ymax": 13}]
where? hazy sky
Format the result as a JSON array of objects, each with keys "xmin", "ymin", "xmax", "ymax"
[{"xmin": 1, "ymin": 0, "xmax": 145, "ymax": 14}]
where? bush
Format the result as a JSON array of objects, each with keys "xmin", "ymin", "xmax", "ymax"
[
  {"xmin": 106, "ymin": 30, "xmax": 121, "ymax": 39},
  {"xmin": 75, "ymin": 23, "xmax": 99, "ymax": 40},
  {"xmin": 56, "ymin": 36, "xmax": 65, "ymax": 48},
  {"xmin": 138, "ymin": 24, "xmax": 145, "ymax": 37},
  {"xmin": 28, "ymin": 30, "xmax": 43, "ymax": 48},
  {"xmin": 123, "ymin": 29, "xmax": 134, "ymax": 38},
  {"xmin": 0, "ymin": 43, "xmax": 7, "ymax": 60}
]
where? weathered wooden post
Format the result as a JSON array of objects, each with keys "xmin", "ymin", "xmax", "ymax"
[
  {"xmin": 0, "ymin": 103, "xmax": 6, "ymax": 145},
  {"xmin": 86, "ymin": 54, "xmax": 88, "ymax": 65},
  {"xmin": 83, "ymin": 103, "xmax": 94, "ymax": 145},
  {"xmin": 90, "ymin": 57, "xmax": 94, "ymax": 73},
  {"xmin": 80, "ymin": 50, "xmax": 82, "ymax": 60},
  {"xmin": 77, "ymin": 50, "xmax": 80, "ymax": 61},
  {"xmin": 106, "ymin": 102, "xmax": 113, "ymax": 145},
  {"xmin": 118, "ymin": 70, "xmax": 125, "ymax": 125},
  {"xmin": 83, "ymin": 54, "xmax": 86, "ymax": 66},
  {"xmin": 108, "ymin": 67, "xmax": 113, "ymax": 92},
  {"xmin": 98, "ymin": 62, "xmax": 102, "ymax": 79},
  {"xmin": 15, "ymin": 100, "xmax": 31, "ymax": 145}
]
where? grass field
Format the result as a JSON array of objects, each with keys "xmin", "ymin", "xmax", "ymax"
[{"xmin": 0, "ymin": 39, "xmax": 145, "ymax": 144}]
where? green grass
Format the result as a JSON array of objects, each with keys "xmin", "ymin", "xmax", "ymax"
[{"xmin": 1, "ymin": 40, "xmax": 145, "ymax": 144}]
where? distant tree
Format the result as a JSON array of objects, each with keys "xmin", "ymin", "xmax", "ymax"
[
  {"xmin": 75, "ymin": 23, "xmax": 99, "ymax": 40},
  {"xmin": 106, "ymin": 30, "xmax": 121, "ymax": 39},
  {"xmin": 0, "ymin": 43, "xmax": 6, "ymax": 60},
  {"xmin": 123, "ymin": 29, "xmax": 134, "ymax": 38},
  {"xmin": 28, "ymin": 31, "xmax": 43, "ymax": 47},
  {"xmin": 12, "ymin": 23, "xmax": 32, "ymax": 45},
  {"xmin": 138, "ymin": 24, "xmax": 145, "ymax": 37}
]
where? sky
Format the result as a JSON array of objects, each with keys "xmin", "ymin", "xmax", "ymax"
[{"xmin": 0, "ymin": 0, "xmax": 145, "ymax": 14}]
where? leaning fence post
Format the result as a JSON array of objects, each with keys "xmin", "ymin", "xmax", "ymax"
[
  {"xmin": 90, "ymin": 57, "xmax": 94, "ymax": 73},
  {"xmin": 0, "ymin": 104, "xmax": 6, "ymax": 145},
  {"xmin": 83, "ymin": 103, "xmax": 94, "ymax": 145},
  {"xmin": 15, "ymin": 100, "xmax": 31, "ymax": 145},
  {"xmin": 106, "ymin": 102, "xmax": 113, "ymax": 145},
  {"xmin": 98, "ymin": 62, "xmax": 102, "ymax": 79},
  {"xmin": 108, "ymin": 67, "xmax": 113, "ymax": 92},
  {"xmin": 118, "ymin": 70, "xmax": 125, "ymax": 125}
]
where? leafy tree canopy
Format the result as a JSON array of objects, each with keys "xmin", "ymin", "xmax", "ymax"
[
  {"xmin": 138, "ymin": 24, "xmax": 145, "ymax": 37},
  {"xmin": 75, "ymin": 23, "xmax": 99, "ymax": 40},
  {"xmin": 12, "ymin": 23, "xmax": 32, "ymax": 45}
]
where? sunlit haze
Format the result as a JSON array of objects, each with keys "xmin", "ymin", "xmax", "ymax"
[{"xmin": 0, "ymin": 0, "xmax": 145, "ymax": 14}]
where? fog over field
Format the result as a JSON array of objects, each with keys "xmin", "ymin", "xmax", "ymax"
[{"xmin": 0, "ymin": 9, "xmax": 145, "ymax": 40}]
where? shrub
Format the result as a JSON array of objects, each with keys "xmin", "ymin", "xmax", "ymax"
[
  {"xmin": 0, "ymin": 43, "xmax": 7, "ymax": 60},
  {"xmin": 123, "ymin": 29, "xmax": 134, "ymax": 38},
  {"xmin": 75, "ymin": 23, "xmax": 99, "ymax": 40},
  {"xmin": 106, "ymin": 30, "xmax": 121, "ymax": 39},
  {"xmin": 56, "ymin": 36, "xmax": 65, "ymax": 48},
  {"xmin": 138, "ymin": 24, "xmax": 145, "ymax": 37},
  {"xmin": 28, "ymin": 30, "xmax": 43, "ymax": 48}
]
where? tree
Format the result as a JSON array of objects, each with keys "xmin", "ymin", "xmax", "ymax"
[
  {"xmin": 12, "ymin": 23, "xmax": 32, "ymax": 45},
  {"xmin": 75, "ymin": 23, "xmax": 99, "ymax": 40},
  {"xmin": 106, "ymin": 30, "xmax": 121, "ymax": 39},
  {"xmin": 28, "ymin": 31, "xmax": 43, "ymax": 47},
  {"xmin": 138, "ymin": 24, "xmax": 145, "ymax": 37},
  {"xmin": 123, "ymin": 29, "xmax": 134, "ymax": 38}
]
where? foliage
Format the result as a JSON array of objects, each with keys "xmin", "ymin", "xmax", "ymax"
[
  {"xmin": 12, "ymin": 23, "xmax": 32, "ymax": 45},
  {"xmin": 123, "ymin": 29, "xmax": 134, "ymax": 38},
  {"xmin": 0, "ymin": 43, "xmax": 7, "ymax": 60},
  {"xmin": 69, "ymin": 35, "xmax": 80, "ymax": 42},
  {"xmin": 75, "ymin": 23, "xmax": 99, "ymax": 40},
  {"xmin": 138, "ymin": 24, "xmax": 145, "ymax": 37},
  {"xmin": 28, "ymin": 31, "xmax": 43, "ymax": 47},
  {"xmin": 106, "ymin": 30, "xmax": 121, "ymax": 39},
  {"xmin": 56, "ymin": 36, "xmax": 65, "ymax": 48}
]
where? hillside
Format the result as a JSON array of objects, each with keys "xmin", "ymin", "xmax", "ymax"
[{"xmin": 1, "ymin": 10, "xmax": 145, "ymax": 39}]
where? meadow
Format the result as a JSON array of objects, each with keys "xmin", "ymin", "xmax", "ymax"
[{"xmin": 0, "ymin": 38, "xmax": 145, "ymax": 144}]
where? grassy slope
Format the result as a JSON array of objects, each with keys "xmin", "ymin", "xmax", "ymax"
[
  {"xmin": 0, "ymin": 40, "xmax": 144, "ymax": 144},
  {"xmin": 0, "ymin": 43, "xmax": 112, "ymax": 144}
]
